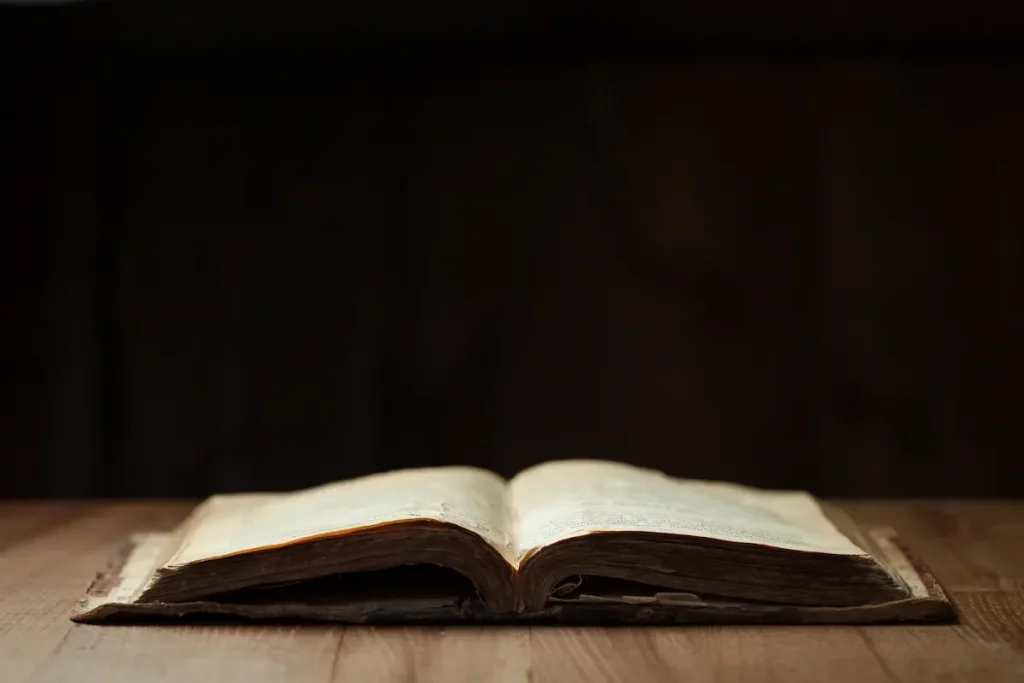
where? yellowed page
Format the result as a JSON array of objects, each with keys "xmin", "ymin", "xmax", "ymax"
[
  {"xmin": 166, "ymin": 467, "xmax": 513, "ymax": 567},
  {"xmin": 509, "ymin": 460, "xmax": 867, "ymax": 564}
]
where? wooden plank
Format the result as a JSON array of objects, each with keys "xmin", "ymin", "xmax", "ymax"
[
  {"xmin": 334, "ymin": 627, "xmax": 530, "ymax": 682},
  {"xmin": 836, "ymin": 503, "xmax": 1024, "ymax": 679},
  {"xmin": 839, "ymin": 501, "xmax": 1024, "ymax": 591},
  {"xmin": 28, "ymin": 624, "xmax": 532, "ymax": 683},
  {"xmin": 0, "ymin": 502, "xmax": 94, "ymax": 552},
  {"xmin": 0, "ymin": 503, "xmax": 191, "ymax": 683},
  {"xmin": 27, "ymin": 624, "xmax": 345, "ymax": 683},
  {"xmin": 529, "ymin": 628, "xmax": 684, "ymax": 683},
  {"xmin": 4, "ymin": 501, "xmax": 1024, "ymax": 682},
  {"xmin": 530, "ymin": 626, "xmax": 897, "ymax": 683},
  {"xmin": 953, "ymin": 590, "xmax": 1024, "ymax": 647},
  {"xmin": 858, "ymin": 593, "xmax": 1024, "ymax": 683},
  {"xmin": 24, "ymin": 621, "xmax": 1024, "ymax": 683}
]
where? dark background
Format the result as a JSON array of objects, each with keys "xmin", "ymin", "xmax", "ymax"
[{"xmin": 3, "ymin": 3, "xmax": 1023, "ymax": 498}]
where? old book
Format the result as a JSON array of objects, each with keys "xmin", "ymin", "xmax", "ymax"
[{"xmin": 72, "ymin": 460, "xmax": 955, "ymax": 625}]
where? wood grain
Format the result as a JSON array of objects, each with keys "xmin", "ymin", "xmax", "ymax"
[{"xmin": 1, "ymin": 500, "xmax": 1023, "ymax": 682}]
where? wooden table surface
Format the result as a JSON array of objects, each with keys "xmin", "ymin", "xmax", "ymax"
[{"xmin": 1, "ymin": 500, "xmax": 1022, "ymax": 682}]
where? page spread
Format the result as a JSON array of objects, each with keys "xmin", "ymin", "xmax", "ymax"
[
  {"xmin": 508, "ymin": 460, "xmax": 867, "ymax": 564},
  {"xmin": 71, "ymin": 460, "xmax": 957, "ymax": 625},
  {"xmin": 166, "ymin": 466, "xmax": 513, "ymax": 567},
  {"xmin": 161, "ymin": 460, "xmax": 866, "ymax": 576}
]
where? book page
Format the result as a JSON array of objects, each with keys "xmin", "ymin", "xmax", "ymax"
[
  {"xmin": 508, "ymin": 460, "xmax": 868, "ymax": 565},
  {"xmin": 166, "ymin": 467, "xmax": 513, "ymax": 568}
]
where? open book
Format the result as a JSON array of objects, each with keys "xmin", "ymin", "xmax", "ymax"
[{"xmin": 73, "ymin": 460, "xmax": 954, "ymax": 624}]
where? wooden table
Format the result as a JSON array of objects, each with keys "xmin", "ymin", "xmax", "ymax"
[{"xmin": 1, "ymin": 500, "xmax": 1022, "ymax": 682}]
